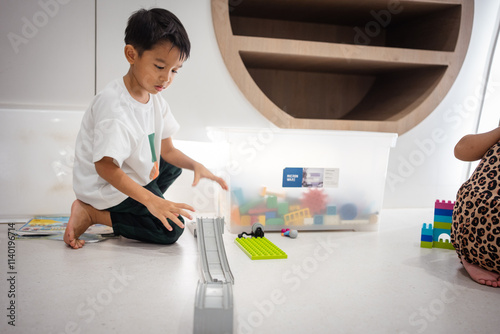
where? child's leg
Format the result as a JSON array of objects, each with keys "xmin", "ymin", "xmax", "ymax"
[
  {"xmin": 452, "ymin": 184, "xmax": 500, "ymax": 287},
  {"xmin": 108, "ymin": 159, "xmax": 185, "ymax": 245},
  {"xmin": 156, "ymin": 158, "xmax": 182, "ymax": 194},
  {"xmin": 64, "ymin": 199, "xmax": 112, "ymax": 249},
  {"xmin": 105, "ymin": 158, "xmax": 181, "ymax": 215},
  {"xmin": 109, "ymin": 211, "xmax": 184, "ymax": 244}
]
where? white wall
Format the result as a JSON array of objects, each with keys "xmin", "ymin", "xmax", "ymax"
[
  {"xmin": 383, "ymin": 0, "xmax": 500, "ymax": 207},
  {"xmin": 477, "ymin": 12, "xmax": 500, "ymax": 135},
  {"xmin": 0, "ymin": 0, "xmax": 94, "ymax": 218},
  {"xmin": 0, "ymin": 109, "xmax": 82, "ymax": 217},
  {"xmin": 0, "ymin": 0, "xmax": 499, "ymax": 218},
  {"xmin": 0, "ymin": 0, "xmax": 95, "ymax": 108}
]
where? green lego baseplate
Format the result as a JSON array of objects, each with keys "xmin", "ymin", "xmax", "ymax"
[{"xmin": 235, "ymin": 237, "xmax": 287, "ymax": 260}]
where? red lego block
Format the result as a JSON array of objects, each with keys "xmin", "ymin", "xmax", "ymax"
[{"xmin": 435, "ymin": 200, "xmax": 455, "ymax": 211}]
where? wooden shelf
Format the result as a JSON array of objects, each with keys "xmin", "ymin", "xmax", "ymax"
[
  {"xmin": 212, "ymin": 0, "xmax": 473, "ymax": 134},
  {"xmin": 235, "ymin": 37, "xmax": 453, "ymax": 70},
  {"xmin": 240, "ymin": 50, "xmax": 447, "ymax": 74},
  {"xmin": 230, "ymin": 3, "xmax": 461, "ymax": 52}
]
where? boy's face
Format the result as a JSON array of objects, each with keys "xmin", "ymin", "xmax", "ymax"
[{"xmin": 125, "ymin": 41, "xmax": 185, "ymax": 97}]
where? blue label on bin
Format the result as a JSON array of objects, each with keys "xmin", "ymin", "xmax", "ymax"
[
  {"xmin": 282, "ymin": 168, "xmax": 303, "ymax": 187},
  {"xmin": 282, "ymin": 167, "xmax": 339, "ymax": 188}
]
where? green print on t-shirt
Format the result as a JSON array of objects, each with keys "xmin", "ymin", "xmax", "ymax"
[{"xmin": 148, "ymin": 133, "xmax": 157, "ymax": 163}]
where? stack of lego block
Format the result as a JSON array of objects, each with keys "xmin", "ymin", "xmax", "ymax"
[
  {"xmin": 420, "ymin": 223, "xmax": 434, "ymax": 248},
  {"xmin": 420, "ymin": 200, "xmax": 455, "ymax": 250},
  {"xmin": 433, "ymin": 200, "xmax": 455, "ymax": 250}
]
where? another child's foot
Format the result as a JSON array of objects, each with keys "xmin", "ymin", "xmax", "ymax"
[
  {"xmin": 462, "ymin": 260, "xmax": 500, "ymax": 287},
  {"xmin": 64, "ymin": 200, "xmax": 95, "ymax": 249}
]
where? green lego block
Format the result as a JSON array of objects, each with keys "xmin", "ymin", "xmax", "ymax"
[
  {"xmin": 266, "ymin": 196, "xmax": 278, "ymax": 209},
  {"xmin": 277, "ymin": 202, "xmax": 289, "ymax": 216},
  {"xmin": 434, "ymin": 240, "xmax": 455, "ymax": 250},
  {"xmin": 420, "ymin": 241, "xmax": 433, "ymax": 248},
  {"xmin": 265, "ymin": 218, "xmax": 285, "ymax": 225},
  {"xmin": 235, "ymin": 237, "xmax": 287, "ymax": 260},
  {"xmin": 434, "ymin": 221, "xmax": 452, "ymax": 230},
  {"xmin": 240, "ymin": 199, "xmax": 265, "ymax": 215}
]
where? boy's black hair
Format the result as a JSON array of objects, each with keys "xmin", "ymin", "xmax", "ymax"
[{"xmin": 125, "ymin": 8, "xmax": 190, "ymax": 60}]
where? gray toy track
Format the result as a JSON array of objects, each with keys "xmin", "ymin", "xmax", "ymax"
[{"xmin": 194, "ymin": 217, "xmax": 234, "ymax": 334}]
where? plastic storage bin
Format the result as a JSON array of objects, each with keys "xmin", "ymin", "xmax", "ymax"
[{"xmin": 208, "ymin": 128, "xmax": 397, "ymax": 233}]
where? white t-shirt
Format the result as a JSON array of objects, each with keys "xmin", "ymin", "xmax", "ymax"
[{"xmin": 73, "ymin": 78, "xmax": 180, "ymax": 210}]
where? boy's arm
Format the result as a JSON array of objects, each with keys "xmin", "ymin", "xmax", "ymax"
[
  {"xmin": 454, "ymin": 126, "xmax": 500, "ymax": 161},
  {"xmin": 94, "ymin": 157, "xmax": 193, "ymax": 230},
  {"xmin": 160, "ymin": 137, "xmax": 228, "ymax": 190}
]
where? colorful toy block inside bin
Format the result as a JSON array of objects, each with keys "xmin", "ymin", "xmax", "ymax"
[
  {"xmin": 283, "ymin": 208, "xmax": 311, "ymax": 225},
  {"xmin": 300, "ymin": 189, "xmax": 327, "ymax": 215}
]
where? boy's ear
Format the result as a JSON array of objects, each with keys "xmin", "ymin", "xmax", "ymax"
[{"xmin": 124, "ymin": 44, "xmax": 138, "ymax": 64}]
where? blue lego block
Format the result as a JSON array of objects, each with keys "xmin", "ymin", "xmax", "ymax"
[
  {"xmin": 326, "ymin": 206, "xmax": 337, "ymax": 215},
  {"xmin": 314, "ymin": 215, "xmax": 324, "ymax": 225},
  {"xmin": 265, "ymin": 211, "xmax": 277, "ymax": 219},
  {"xmin": 339, "ymin": 203, "xmax": 357, "ymax": 220},
  {"xmin": 421, "ymin": 223, "xmax": 433, "ymax": 236},
  {"xmin": 232, "ymin": 188, "xmax": 245, "ymax": 205},
  {"xmin": 434, "ymin": 214, "xmax": 452, "ymax": 223},
  {"xmin": 421, "ymin": 234, "xmax": 433, "ymax": 242},
  {"xmin": 435, "ymin": 208, "xmax": 453, "ymax": 216},
  {"xmin": 433, "ymin": 228, "xmax": 451, "ymax": 242}
]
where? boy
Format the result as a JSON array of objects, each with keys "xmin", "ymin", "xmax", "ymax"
[{"xmin": 65, "ymin": 8, "xmax": 227, "ymax": 249}]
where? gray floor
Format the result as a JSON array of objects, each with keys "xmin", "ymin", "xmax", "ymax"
[{"xmin": 1, "ymin": 208, "xmax": 499, "ymax": 334}]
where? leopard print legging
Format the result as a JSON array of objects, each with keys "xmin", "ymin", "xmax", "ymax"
[{"xmin": 451, "ymin": 141, "xmax": 500, "ymax": 274}]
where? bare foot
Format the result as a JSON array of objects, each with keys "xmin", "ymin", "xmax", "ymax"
[
  {"xmin": 462, "ymin": 260, "xmax": 500, "ymax": 287},
  {"xmin": 64, "ymin": 199, "xmax": 113, "ymax": 249},
  {"xmin": 64, "ymin": 200, "xmax": 94, "ymax": 249}
]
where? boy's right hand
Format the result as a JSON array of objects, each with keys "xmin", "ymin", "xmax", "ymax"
[
  {"xmin": 146, "ymin": 196, "xmax": 194, "ymax": 231},
  {"xmin": 94, "ymin": 157, "xmax": 194, "ymax": 231}
]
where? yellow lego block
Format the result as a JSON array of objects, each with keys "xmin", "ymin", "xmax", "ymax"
[
  {"xmin": 283, "ymin": 208, "xmax": 311, "ymax": 225},
  {"xmin": 240, "ymin": 215, "xmax": 251, "ymax": 226},
  {"xmin": 258, "ymin": 215, "xmax": 266, "ymax": 225}
]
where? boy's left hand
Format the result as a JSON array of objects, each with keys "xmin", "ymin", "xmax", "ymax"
[{"xmin": 192, "ymin": 163, "xmax": 228, "ymax": 190}]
